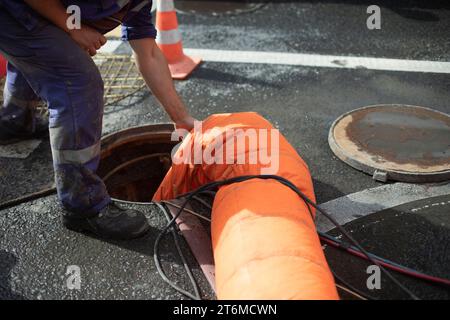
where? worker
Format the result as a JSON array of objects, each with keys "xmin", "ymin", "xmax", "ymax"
[{"xmin": 0, "ymin": 1, "xmax": 196, "ymax": 240}]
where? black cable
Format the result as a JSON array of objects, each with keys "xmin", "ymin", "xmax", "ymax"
[
  {"xmin": 81, "ymin": 197, "xmax": 203, "ymax": 299},
  {"xmin": 192, "ymin": 195, "xmax": 212, "ymax": 210},
  {"xmin": 155, "ymin": 174, "xmax": 420, "ymax": 300},
  {"xmin": 153, "ymin": 181, "xmax": 224, "ymax": 299},
  {"xmin": 159, "ymin": 198, "xmax": 377, "ymax": 300},
  {"xmin": 331, "ymin": 270, "xmax": 378, "ymax": 300},
  {"xmin": 319, "ymin": 231, "xmax": 450, "ymax": 287},
  {"xmin": 161, "ymin": 201, "xmax": 450, "ymax": 297},
  {"xmin": 0, "ymin": 186, "xmax": 57, "ymax": 211},
  {"xmin": 153, "ymin": 202, "xmax": 201, "ymax": 300},
  {"xmin": 0, "ymin": 176, "xmax": 431, "ymax": 299}
]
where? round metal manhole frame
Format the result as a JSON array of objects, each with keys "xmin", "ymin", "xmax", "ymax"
[
  {"xmin": 328, "ymin": 104, "xmax": 450, "ymax": 183},
  {"xmin": 99, "ymin": 123, "xmax": 177, "ymax": 203},
  {"xmin": 174, "ymin": 0, "xmax": 266, "ymax": 16}
]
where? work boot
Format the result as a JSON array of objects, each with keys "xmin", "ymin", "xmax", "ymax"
[
  {"xmin": 63, "ymin": 203, "xmax": 150, "ymax": 240},
  {"xmin": 0, "ymin": 114, "xmax": 49, "ymax": 145}
]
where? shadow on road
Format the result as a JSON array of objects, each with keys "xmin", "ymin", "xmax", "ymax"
[
  {"xmin": 247, "ymin": 0, "xmax": 449, "ymax": 9},
  {"xmin": 313, "ymin": 178, "xmax": 345, "ymax": 204},
  {"xmin": 0, "ymin": 250, "xmax": 25, "ymax": 300},
  {"xmin": 220, "ymin": 0, "xmax": 449, "ymax": 21}
]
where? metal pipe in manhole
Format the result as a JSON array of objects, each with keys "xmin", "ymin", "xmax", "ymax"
[{"xmin": 98, "ymin": 124, "xmax": 177, "ymax": 203}]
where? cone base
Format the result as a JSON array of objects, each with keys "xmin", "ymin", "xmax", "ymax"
[{"xmin": 168, "ymin": 55, "xmax": 202, "ymax": 80}]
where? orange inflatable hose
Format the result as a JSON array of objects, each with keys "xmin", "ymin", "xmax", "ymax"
[{"xmin": 153, "ymin": 112, "xmax": 338, "ymax": 300}]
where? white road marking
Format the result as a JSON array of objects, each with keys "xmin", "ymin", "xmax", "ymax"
[
  {"xmin": 316, "ymin": 182, "xmax": 450, "ymax": 232},
  {"xmin": 184, "ymin": 48, "xmax": 450, "ymax": 74},
  {"xmin": 0, "ymin": 139, "xmax": 42, "ymax": 159}
]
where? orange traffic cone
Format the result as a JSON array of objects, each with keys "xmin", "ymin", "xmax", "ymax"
[
  {"xmin": 155, "ymin": 0, "xmax": 201, "ymax": 80},
  {"xmin": 0, "ymin": 54, "xmax": 6, "ymax": 78}
]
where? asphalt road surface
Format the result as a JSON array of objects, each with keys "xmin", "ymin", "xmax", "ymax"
[{"xmin": 0, "ymin": 1, "xmax": 449, "ymax": 300}]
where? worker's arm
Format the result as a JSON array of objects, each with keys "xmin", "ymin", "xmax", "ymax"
[
  {"xmin": 129, "ymin": 38, "xmax": 195, "ymax": 130},
  {"xmin": 24, "ymin": 0, "xmax": 106, "ymax": 56}
]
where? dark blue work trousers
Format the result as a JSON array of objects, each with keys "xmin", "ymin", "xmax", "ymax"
[{"xmin": 0, "ymin": 9, "xmax": 111, "ymax": 216}]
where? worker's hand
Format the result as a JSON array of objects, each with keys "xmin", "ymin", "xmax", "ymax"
[
  {"xmin": 175, "ymin": 116, "xmax": 197, "ymax": 131},
  {"xmin": 68, "ymin": 24, "xmax": 107, "ymax": 56}
]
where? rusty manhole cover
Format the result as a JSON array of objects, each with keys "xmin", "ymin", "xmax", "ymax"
[
  {"xmin": 174, "ymin": 0, "xmax": 265, "ymax": 16},
  {"xmin": 329, "ymin": 104, "xmax": 450, "ymax": 183}
]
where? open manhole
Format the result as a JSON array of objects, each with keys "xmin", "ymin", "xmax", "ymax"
[
  {"xmin": 329, "ymin": 104, "xmax": 450, "ymax": 183},
  {"xmin": 174, "ymin": 0, "xmax": 265, "ymax": 16},
  {"xmin": 98, "ymin": 124, "xmax": 177, "ymax": 203}
]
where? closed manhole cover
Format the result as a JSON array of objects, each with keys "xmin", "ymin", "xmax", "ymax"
[
  {"xmin": 175, "ymin": 0, "xmax": 265, "ymax": 16},
  {"xmin": 329, "ymin": 104, "xmax": 450, "ymax": 183}
]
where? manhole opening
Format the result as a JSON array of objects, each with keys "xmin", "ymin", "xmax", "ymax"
[
  {"xmin": 98, "ymin": 125, "xmax": 177, "ymax": 203},
  {"xmin": 174, "ymin": 0, "xmax": 265, "ymax": 16}
]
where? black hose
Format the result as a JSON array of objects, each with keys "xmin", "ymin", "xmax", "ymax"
[{"xmin": 153, "ymin": 202, "xmax": 201, "ymax": 300}]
